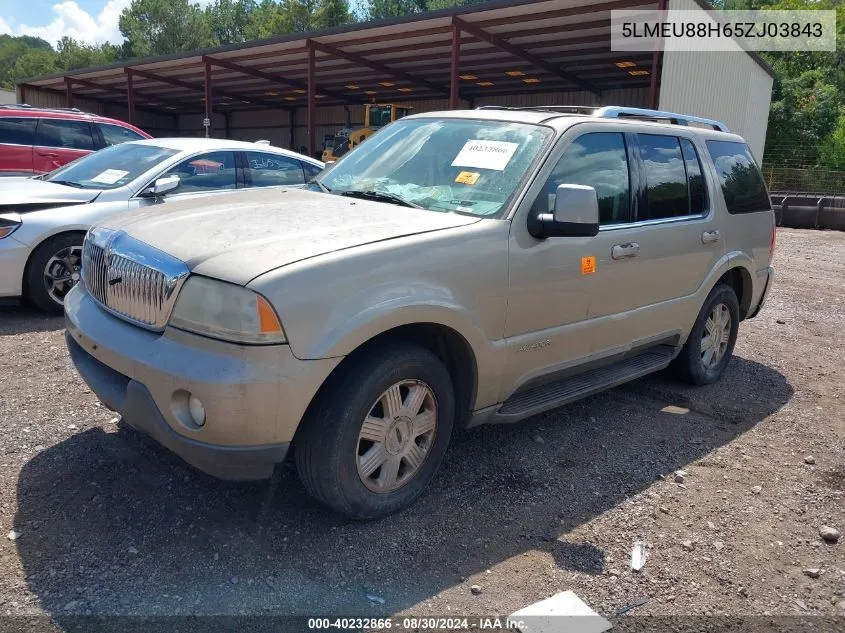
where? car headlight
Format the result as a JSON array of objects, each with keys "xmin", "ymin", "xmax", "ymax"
[
  {"xmin": 169, "ymin": 276, "xmax": 287, "ymax": 345},
  {"xmin": 0, "ymin": 217, "xmax": 21, "ymax": 239}
]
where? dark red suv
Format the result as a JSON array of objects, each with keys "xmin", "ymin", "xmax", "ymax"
[{"xmin": 0, "ymin": 105, "xmax": 151, "ymax": 177}]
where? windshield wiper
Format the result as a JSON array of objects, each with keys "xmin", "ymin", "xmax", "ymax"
[
  {"xmin": 49, "ymin": 180, "xmax": 85, "ymax": 189},
  {"xmin": 339, "ymin": 189, "xmax": 421, "ymax": 209},
  {"xmin": 308, "ymin": 179, "xmax": 331, "ymax": 193}
]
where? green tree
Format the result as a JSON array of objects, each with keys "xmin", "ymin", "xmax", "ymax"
[
  {"xmin": 206, "ymin": 0, "xmax": 257, "ymax": 45},
  {"xmin": 764, "ymin": 70, "xmax": 840, "ymax": 167},
  {"xmin": 56, "ymin": 37, "xmax": 120, "ymax": 71},
  {"xmin": 366, "ymin": 0, "xmax": 428, "ymax": 20},
  {"xmin": 0, "ymin": 34, "xmax": 53, "ymax": 88},
  {"xmin": 119, "ymin": 0, "xmax": 214, "ymax": 58},
  {"xmin": 314, "ymin": 0, "xmax": 354, "ymax": 28},
  {"xmin": 9, "ymin": 49, "xmax": 59, "ymax": 83},
  {"xmin": 819, "ymin": 113, "xmax": 845, "ymax": 170}
]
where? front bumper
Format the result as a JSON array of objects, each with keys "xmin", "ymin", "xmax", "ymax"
[
  {"xmin": 746, "ymin": 266, "xmax": 775, "ymax": 320},
  {"xmin": 64, "ymin": 285, "xmax": 342, "ymax": 480},
  {"xmin": 0, "ymin": 235, "xmax": 30, "ymax": 298}
]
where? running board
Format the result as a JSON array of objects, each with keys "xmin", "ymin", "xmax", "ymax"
[{"xmin": 495, "ymin": 347, "xmax": 675, "ymax": 422}]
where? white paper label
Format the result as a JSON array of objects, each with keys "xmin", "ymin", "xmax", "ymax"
[
  {"xmin": 90, "ymin": 169, "xmax": 129, "ymax": 185},
  {"xmin": 451, "ymin": 140, "xmax": 519, "ymax": 171}
]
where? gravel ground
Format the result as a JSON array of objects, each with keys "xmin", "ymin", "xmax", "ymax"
[{"xmin": 0, "ymin": 228, "xmax": 843, "ymax": 629}]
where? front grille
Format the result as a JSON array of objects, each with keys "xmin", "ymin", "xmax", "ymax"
[{"xmin": 81, "ymin": 228, "xmax": 189, "ymax": 330}]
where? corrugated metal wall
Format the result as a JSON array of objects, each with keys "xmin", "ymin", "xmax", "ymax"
[
  {"xmin": 223, "ymin": 88, "xmax": 648, "ymax": 156},
  {"xmin": 659, "ymin": 0, "xmax": 774, "ymax": 161}
]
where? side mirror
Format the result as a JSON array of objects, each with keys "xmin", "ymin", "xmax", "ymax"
[
  {"xmin": 528, "ymin": 183, "xmax": 600, "ymax": 238},
  {"xmin": 141, "ymin": 175, "xmax": 180, "ymax": 198}
]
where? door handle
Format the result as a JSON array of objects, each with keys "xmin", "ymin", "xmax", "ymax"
[
  {"xmin": 702, "ymin": 230, "xmax": 721, "ymax": 244},
  {"xmin": 611, "ymin": 242, "xmax": 640, "ymax": 260},
  {"xmin": 37, "ymin": 152, "xmax": 58, "ymax": 157}
]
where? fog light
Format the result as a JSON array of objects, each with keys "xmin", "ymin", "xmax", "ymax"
[{"xmin": 188, "ymin": 394, "xmax": 206, "ymax": 427}]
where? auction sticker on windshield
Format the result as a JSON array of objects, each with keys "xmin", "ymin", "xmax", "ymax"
[
  {"xmin": 452, "ymin": 140, "xmax": 519, "ymax": 171},
  {"xmin": 90, "ymin": 169, "xmax": 130, "ymax": 185}
]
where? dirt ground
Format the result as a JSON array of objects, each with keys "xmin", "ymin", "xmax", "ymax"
[{"xmin": 0, "ymin": 228, "xmax": 843, "ymax": 630}]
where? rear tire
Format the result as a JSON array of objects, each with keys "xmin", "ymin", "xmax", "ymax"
[
  {"xmin": 26, "ymin": 233, "xmax": 84, "ymax": 314},
  {"xmin": 672, "ymin": 284, "xmax": 739, "ymax": 385},
  {"xmin": 295, "ymin": 342, "xmax": 455, "ymax": 520}
]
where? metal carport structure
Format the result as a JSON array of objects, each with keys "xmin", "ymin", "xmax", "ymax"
[{"xmin": 17, "ymin": 0, "xmax": 774, "ymax": 158}]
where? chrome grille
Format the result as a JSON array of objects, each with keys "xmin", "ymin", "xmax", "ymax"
[{"xmin": 81, "ymin": 227, "xmax": 189, "ymax": 330}]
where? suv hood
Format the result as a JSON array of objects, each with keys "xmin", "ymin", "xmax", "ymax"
[
  {"xmin": 101, "ymin": 188, "xmax": 481, "ymax": 285},
  {"xmin": 0, "ymin": 178, "xmax": 101, "ymax": 211}
]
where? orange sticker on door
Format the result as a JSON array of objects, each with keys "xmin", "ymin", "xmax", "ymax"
[{"xmin": 581, "ymin": 256, "xmax": 596, "ymax": 275}]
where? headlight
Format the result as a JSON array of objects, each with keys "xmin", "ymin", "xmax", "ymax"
[
  {"xmin": 0, "ymin": 217, "xmax": 21, "ymax": 239},
  {"xmin": 169, "ymin": 276, "xmax": 287, "ymax": 345}
]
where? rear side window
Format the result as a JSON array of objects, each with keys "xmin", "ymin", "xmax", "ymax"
[
  {"xmin": 99, "ymin": 123, "xmax": 145, "ymax": 146},
  {"xmin": 638, "ymin": 134, "xmax": 689, "ymax": 220},
  {"xmin": 245, "ymin": 151, "xmax": 305, "ymax": 187},
  {"xmin": 0, "ymin": 117, "xmax": 37, "ymax": 145},
  {"xmin": 706, "ymin": 140, "xmax": 771, "ymax": 214},
  {"xmin": 36, "ymin": 119, "xmax": 95, "ymax": 151},
  {"xmin": 535, "ymin": 132, "xmax": 631, "ymax": 225}
]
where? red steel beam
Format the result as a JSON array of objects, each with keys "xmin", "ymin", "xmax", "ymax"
[
  {"xmin": 309, "ymin": 39, "xmax": 451, "ymax": 97},
  {"xmin": 204, "ymin": 59, "xmax": 213, "ymax": 136},
  {"xmin": 307, "ymin": 42, "xmax": 316, "ymax": 158},
  {"xmin": 65, "ymin": 77, "xmax": 73, "ymax": 108},
  {"xmin": 450, "ymin": 22, "xmax": 461, "ymax": 110},
  {"xmin": 203, "ymin": 55, "xmax": 363, "ymax": 106},
  {"xmin": 452, "ymin": 16, "xmax": 601, "ymax": 97},
  {"xmin": 126, "ymin": 69, "xmax": 135, "ymax": 124}
]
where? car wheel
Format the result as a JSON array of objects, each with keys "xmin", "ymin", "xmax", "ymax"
[
  {"xmin": 295, "ymin": 342, "xmax": 455, "ymax": 520},
  {"xmin": 26, "ymin": 233, "xmax": 84, "ymax": 314},
  {"xmin": 672, "ymin": 283, "xmax": 740, "ymax": 385}
]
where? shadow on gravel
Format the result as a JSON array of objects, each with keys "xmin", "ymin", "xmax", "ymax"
[
  {"xmin": 0, "ymin": 305, "xmax": 63, "ymax": 336},
  {"xmin": 13, "ymin": 356, "xmax": 793, "ymax": 621}
]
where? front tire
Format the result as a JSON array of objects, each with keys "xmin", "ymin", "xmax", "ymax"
[
  {"xmin": 26, "ymin": 233, "xmax": 84, "ymax": 314},
  {"xmin": 295, "ymin": 342, "xmax": 455, "ymax": 520},
  {"xmin": 673, "ymin": 284, "xmax": 740, "ymax": 385}
]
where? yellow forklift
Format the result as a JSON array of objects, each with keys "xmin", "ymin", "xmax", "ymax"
[{"xmin": 322, "ymin": 104, "xmax": 413, "ymax": 163}]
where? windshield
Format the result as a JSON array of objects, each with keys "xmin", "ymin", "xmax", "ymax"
[
  {"xmin": 45, "ymin": 143, "xmax": 180, "ymax": 190},
  {"xmin": 315, "ymin": 118, "xmax": 550, "ymax": 217}
]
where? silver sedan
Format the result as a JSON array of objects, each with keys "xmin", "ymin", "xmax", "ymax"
[{"xmin": 0, "ymin": 138, "xmax": 323, "ymax": 313}]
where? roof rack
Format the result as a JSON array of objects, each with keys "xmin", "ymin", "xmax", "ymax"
[
  {"xmin": 0, "ymin": 103, "xmax": 96, "ymax": 116},
  {"xmin": 475, "ymin": 104, "xmax": 729, "ymax": 132}
]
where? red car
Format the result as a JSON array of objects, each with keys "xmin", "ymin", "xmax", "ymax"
[{"xmin": 0, "ymin": 105, "xmax": 151, "ymax": 177}]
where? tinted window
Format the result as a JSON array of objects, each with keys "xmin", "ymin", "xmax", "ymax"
[
  {"xmin": 681, "ymin": 138, "xmax": 706, "ymax": 215},
  {"xmin": 36, "ymin": 119, "xmax": 95, "ymax": 151},
  {"xmin": 0, "ymin": 117, "xmax": 37, "ymax": 145},
  {"xmin": 534, "ymin": 132, "xmax": 631, "ymax": 225},
  {"xmin": 639, "ymin": 134, "xmax": 688, "ymax": 220},
  {"xmin": 302, "ymin": 161, "xmax": 322, "ymax": 180},
  {"xmin": 706, "ymin": 140, "xmax": 771, "ymax": 214},
  {"xmin": 245, "ymin": 151, "xmax": 305, "ymax": 187},
  {"xmin": 162, "ymin": 151, "xmax": 237, "ymax": 193},
  {"xmin": 100, "ymin": 123, "xmax": 145, "ymax": 146}
]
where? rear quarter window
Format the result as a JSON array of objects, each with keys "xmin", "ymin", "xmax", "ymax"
[{"xmin": 706, "ymin": 140, "xmax": 771, "ymax": 214}]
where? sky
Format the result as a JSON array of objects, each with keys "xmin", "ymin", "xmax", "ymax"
[
  {"xmin": 0, "ymin": 0, "xmax": 212, "ymax": 47},
  {"xmin": 0, "ymin": 0, "xmax": 369, "ymax": 47}
]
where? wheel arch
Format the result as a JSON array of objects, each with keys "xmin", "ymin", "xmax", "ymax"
[
  {"xmin": 716, "ymin": 266, "xmax": 753, "ymax": 321},
  {"xmin": 295, "ymin": 322, "xmax": 479, "ymax": 449},
  {"xmin": 22, "ymin": 229, "xmax": 88, "ymax": 300}
]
